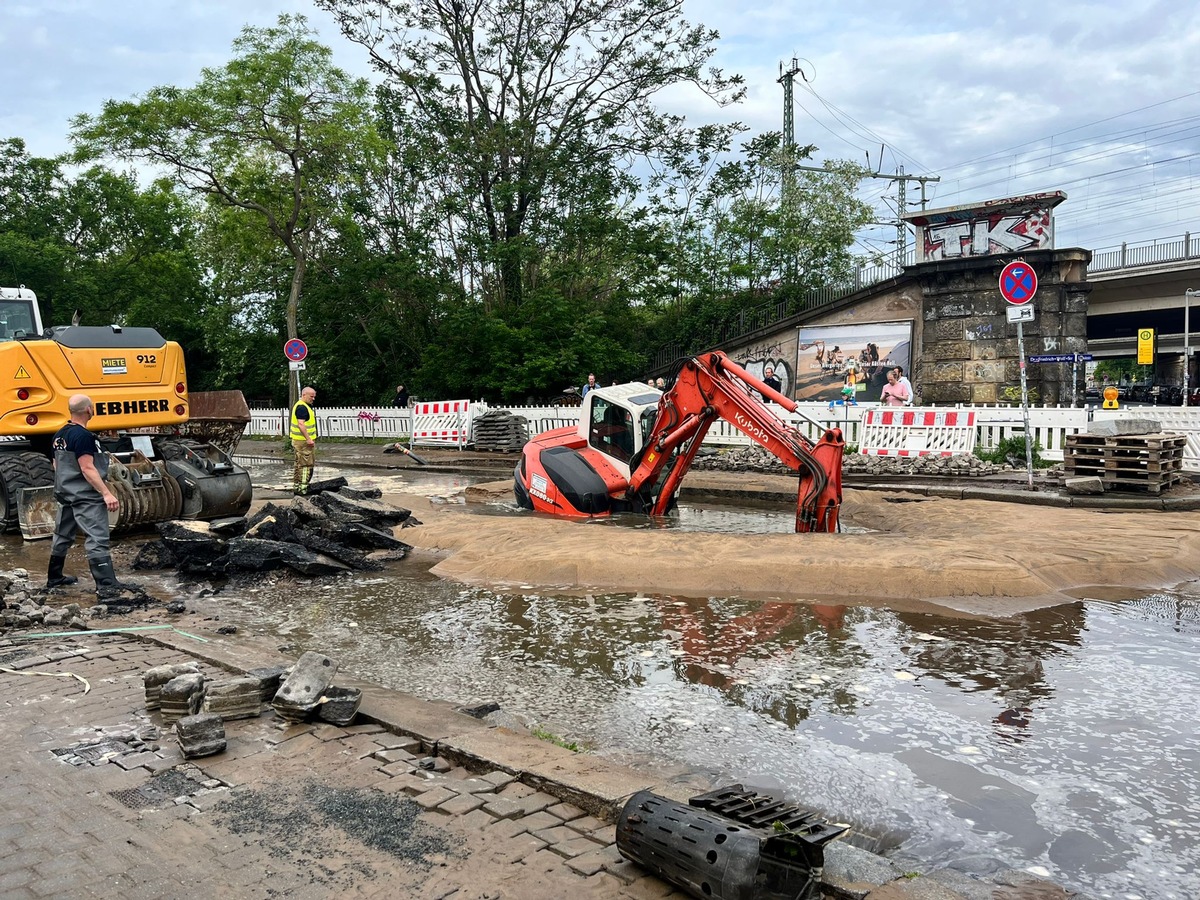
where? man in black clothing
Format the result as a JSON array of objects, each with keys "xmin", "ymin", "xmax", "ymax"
[
  {"xmin": 47, "ymin": 394, "xmax": 124, "ymax": 597},
  {"xmin": 762, "ymin": 365, "xmax": 783, "ymax": 395},
  {"xmin": 392, "ymin": 384, "xmax": 409, "ymax": 408}
]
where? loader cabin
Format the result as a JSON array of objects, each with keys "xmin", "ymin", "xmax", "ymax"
[
  {"xmin": 0, "ymin": 287, "xmax": 44, "ymax": 340},
  {"xmin": 581, "ymin": 383, "xmax": 662, "ymax": 470}
]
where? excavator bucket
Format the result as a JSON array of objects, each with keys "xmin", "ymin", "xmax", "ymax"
[{"xmin": 17, "ymin": 485, "xmax": 57, "ymax": 541}]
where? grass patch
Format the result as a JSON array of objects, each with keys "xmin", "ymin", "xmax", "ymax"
[{"xmin": 530, "ymin": 724, "xmax": 583, "ymax": 752}]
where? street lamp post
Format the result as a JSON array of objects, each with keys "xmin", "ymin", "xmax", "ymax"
[{"xmin": 1186, "ymin": 289, "xmax": 1200, "ymax": 407}]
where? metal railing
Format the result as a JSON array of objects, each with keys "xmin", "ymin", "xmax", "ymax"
[
  {"xmin": 650, "ymin": 254, "xmax": 911, "ymax": 371},
  {"xmin": 1088, "ymin": 232, "xmax": 1198, "ymax": 273}
]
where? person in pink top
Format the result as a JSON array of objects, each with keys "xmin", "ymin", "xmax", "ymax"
[{"xmin": 880, "ymin": 370, "xmax": 910, "ymax": 406}]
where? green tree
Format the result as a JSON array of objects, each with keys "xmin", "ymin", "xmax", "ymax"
[
  {"xmin": 0, "ymin": 139, "xmax": 210, "ymax": 365},
  {"xmin": 70, "ymin": 15, "xmax": 385, "ymax": 404},
  {"xmin": 317, "ymin": 0, "xmax": 744, "ymax": 313}
]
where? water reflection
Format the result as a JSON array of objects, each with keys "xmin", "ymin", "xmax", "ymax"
[
  {"xmin": 206, "ymin": 568, "xmax": 1200, "ymax": 899},
  {"xmin": 893, "ymin": 604, "xmax": 1088, "ymax": 743}
]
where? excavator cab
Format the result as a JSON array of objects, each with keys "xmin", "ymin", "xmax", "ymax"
[{"xmin": 589, "ymin": 397, "xmax": 635, "ymax": 463}]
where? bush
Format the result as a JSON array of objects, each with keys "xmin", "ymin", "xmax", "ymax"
[{"xmin": 974, "ymin": 435, "xmax": 1053, "ymax": 468}]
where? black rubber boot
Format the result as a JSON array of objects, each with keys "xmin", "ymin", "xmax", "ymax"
[
  {"xmin": 88, "ymin": 555, "xmax": 132, "ymax": 599},
  {"xmin": 46, "ymin": 554, "xmax": 78, "ymax": 588}
]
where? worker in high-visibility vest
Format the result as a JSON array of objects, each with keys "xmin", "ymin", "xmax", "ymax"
[{"xmin": 290, "ymin": 385, "xmax": 318, "ymax": 494}]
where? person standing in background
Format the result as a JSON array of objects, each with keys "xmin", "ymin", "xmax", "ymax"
[
  {"xmin": 391, "ymin": 384, "xmax": 409, "ymax": 408},
  {"xmin": 582, "ymin": 373, "xmax": 599, "ymax": 397},
  {"xmin": 762, "ymin": 365, "xmax": 782, "ymax": 395},
  {"xmin": 894, "ymin": 367, "xmax": 915, "ymax": 406},
  {"xmin": 290, "ymin": 385, "xmax": 319, "ymax": 495}
]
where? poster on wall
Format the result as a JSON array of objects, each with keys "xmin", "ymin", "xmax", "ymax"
[{"xmin": 794, "ymin": 322, "xmax": 913, "ymax": 403}]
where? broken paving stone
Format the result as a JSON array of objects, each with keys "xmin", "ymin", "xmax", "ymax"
[
  {"xmin": 247, "ymin": 665, "xmax": 289, "ymax": 702},
  {"xmin": 292, "ymin": 526, "xmax": 374, "ymax": 570},
  {"xmin": 316, "ymin": 686, "xmax": 362, "ymax": 726},
  {"xmin": 203, "ymin": 677, "xmax": 263, "ymax": 720},
  {"xmin": 207, "ymin": 516, "xmax": 248, "ymax": 537},
  {"xmin": 165, "ymin": 600, "xmax": 186, "ymax": 614},
  {"xmin": 458, "ymin": 702, "xmax": 501, "ymax": 719},
  {"xmin": 303, "ymin": 476, "xmax": 348, "ymax": 496},
  {"xmin": 244, "ymin": 504, "xmax": 299, "ymax": 544},
  {"xmin": 272, "ymin": 651, "xmax": 338, "ymax": 721},
  {"xmin": 215, "ymin": 624, "xmax": 237, "ymax": 635},
  {"xmin": 132, "ymin": 540, "xmax": 177, "ymax": 571},
  {"xmin": 332, "ymin": 522, "xmax": 411, "ymax": 552},
  {"xmin": 160, "ymin": 673, "xmax": 207, "ymax": 725},
  {"xmin": 155, "ymin": 520, "xmax": 227, "ymax": 566},
  {"xmin": 176, "ymin": 713, "xmax": 226, "ymax": 758},
  {"xmin": 290, "ymin": 495, "xmax": 327, "ymax": 522},
  {"xmin": 311, "ymin": 490, "xmax": 411, "ymax": 527},
  {"xmin": 417, "ymin": 756, "xmax": 452, "ymax": 773},
  {"xmin": 144, "ymin": 662, "xmax": 202, "ymax": 710}
]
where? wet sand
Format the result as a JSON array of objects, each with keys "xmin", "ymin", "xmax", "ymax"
[{"xmin": 396, "ymin": 481, "xmax": 1200, "ymax": 617}]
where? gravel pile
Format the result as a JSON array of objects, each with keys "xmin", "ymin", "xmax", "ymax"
[
  {"xmin": 213, "ymin": 779, "xmax": 456, "ymax": 887},
  {"xmin": 692, "ymin": 445, "xmax": 1007, "ymax": 477}
]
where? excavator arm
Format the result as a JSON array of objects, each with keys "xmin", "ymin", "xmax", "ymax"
[{"xmin": 627, "ymin": 352, "xmax": 844, "ymax": 532}]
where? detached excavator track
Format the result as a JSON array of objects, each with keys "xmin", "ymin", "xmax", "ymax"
[{"xmin": 0, "ymin": 451, "xmax": 55, "ymax": 533}]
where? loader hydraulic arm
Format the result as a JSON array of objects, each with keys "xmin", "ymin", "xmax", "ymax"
[{"xmin": 627, "ymin": 351, "xmax": 844, "ymax": 533}]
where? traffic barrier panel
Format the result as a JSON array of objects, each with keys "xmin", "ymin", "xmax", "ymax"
[
  {"xmin": 412, "ymin": 400, "xmax": 472, "ymax": 448},
  {"xmin": 860, "ymin": 408, "xmax": 976, "ymax": 457}
]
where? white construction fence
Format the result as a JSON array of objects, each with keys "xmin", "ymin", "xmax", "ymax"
[{"xmin": 243, "ymin": 401, "xmax": 1200, "ymax": 472}]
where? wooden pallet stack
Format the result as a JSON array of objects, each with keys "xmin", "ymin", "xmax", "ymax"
[{"xmin": 1064, "ymin": 432, "xmax": 1186, "ymax": 494}]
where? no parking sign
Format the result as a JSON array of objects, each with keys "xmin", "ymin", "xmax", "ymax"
[{"xmin": 999, "ymin": 261, "xmax": 1038, "ymax": 304}]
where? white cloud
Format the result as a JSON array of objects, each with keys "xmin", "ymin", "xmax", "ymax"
[{"xmin": 1, "ymin": 0, "xmax": 1198, "ymax": 250}]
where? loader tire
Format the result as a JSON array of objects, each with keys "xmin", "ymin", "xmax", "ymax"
[{"xmin": 0, "ymin": 451, "xmax": 55, "ymax": 533}]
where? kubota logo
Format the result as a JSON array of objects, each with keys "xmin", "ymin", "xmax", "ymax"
[{"xmin": 734, "ymin": 412, "xmax": 768, "ymax": 441}]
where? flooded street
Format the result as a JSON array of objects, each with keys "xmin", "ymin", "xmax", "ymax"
[
  {"xmin": 207, "ymin": 459, "xmax": 1200, "ymax": 899},
  {"xmin": 11, "ymin": 456, "xmax": 1197, "ymax": 899},
  {"xmin": 206, "ymin": 572, "xmax": 1199, "ymax": 900}
]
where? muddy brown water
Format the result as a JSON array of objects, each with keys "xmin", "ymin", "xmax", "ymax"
[{"xmin": 12, "ymin": 457, "xmax": 1199, "ymax": 899}]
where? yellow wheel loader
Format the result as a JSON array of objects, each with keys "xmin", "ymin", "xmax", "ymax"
[{"xmin": 0, "ymin": 286, "xmax": 252, "ymax": 538}]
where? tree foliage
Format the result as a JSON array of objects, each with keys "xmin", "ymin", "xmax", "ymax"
[
  {"xmin": 71, "ymin": 15, "xmax": 385, "ymax": 403},
  {"xmin": 3, "ymin": 1, "xmax": 883, "ymax": 407},
  {"xmin": 317, "ymin": 0, "xmax": 744, "ymax": 313}
]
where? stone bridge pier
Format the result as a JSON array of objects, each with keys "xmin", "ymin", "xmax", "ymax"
[{"xmin": 912, "ymin": 248, "xmax": 1091, "ymax": 405}]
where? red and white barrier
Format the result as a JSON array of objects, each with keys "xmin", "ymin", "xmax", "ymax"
[
  {"xmin": 859, "ymin": 408, "xmax": 976, "ymax": 457},
  {"xmin": 412, "ymin": 400, "xmax": 472, "ymax": 448}
]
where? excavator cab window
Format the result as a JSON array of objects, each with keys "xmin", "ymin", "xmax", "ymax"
[{"xmin": 589, "ymin": 398, "xmax": 634, "ymax": 463}]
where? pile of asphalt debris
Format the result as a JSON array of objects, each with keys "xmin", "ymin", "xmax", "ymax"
[
  {"xmin": 134, "ymin": 479, "xmax": 415, "ymax": 579},
  {"xmin": 693, "ymin": 444, "xmax": 1013, "ymax": 477},
  {"xmin": 0, "ymin": 567, "xmax": 139, "ymax": 630}
]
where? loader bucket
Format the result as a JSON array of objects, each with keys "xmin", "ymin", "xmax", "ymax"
[
  {"xmin": 144, "ymin": 390, "xmax": 252, "ymax": 456},
  {"xmin": 17, "ymin": 485, "xmax": 57, "ymax": 541}
]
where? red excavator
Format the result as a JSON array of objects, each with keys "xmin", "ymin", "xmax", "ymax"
[{"xmin": 514, "ymin": 351, "xmax": 844, "ymax": 532}]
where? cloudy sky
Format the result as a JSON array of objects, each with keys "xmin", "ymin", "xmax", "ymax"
[{"xmin": 3, "ymin": 0, "xmax": 1199, "ymax": 257}]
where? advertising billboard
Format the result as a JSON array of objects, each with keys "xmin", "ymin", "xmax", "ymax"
[{"xmin": 795, "ymin": 322, "xmax": 913, "ymax": 403}]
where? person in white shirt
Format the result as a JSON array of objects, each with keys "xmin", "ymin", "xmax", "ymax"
[{"xmin": 893, "ymin": 366, "xmax": 915, "ymax": 406}]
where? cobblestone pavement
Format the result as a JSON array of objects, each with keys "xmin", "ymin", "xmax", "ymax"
[{"xmin": 0, "ymin": 632, "xmax": 683, "ymax": 900}]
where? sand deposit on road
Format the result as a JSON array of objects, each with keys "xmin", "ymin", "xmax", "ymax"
[{"xmin": 394, "ymin": 482, "xmax": 1200, "ymax": 616}]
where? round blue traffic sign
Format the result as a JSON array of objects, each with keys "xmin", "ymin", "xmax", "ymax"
[
  {"xmin": 284, "ymin": 338, "xmax": 308, "ymax": 361},
  {"xmin": 999, "ymin": 261, "xmax": 1037, "ymax": 305}
]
